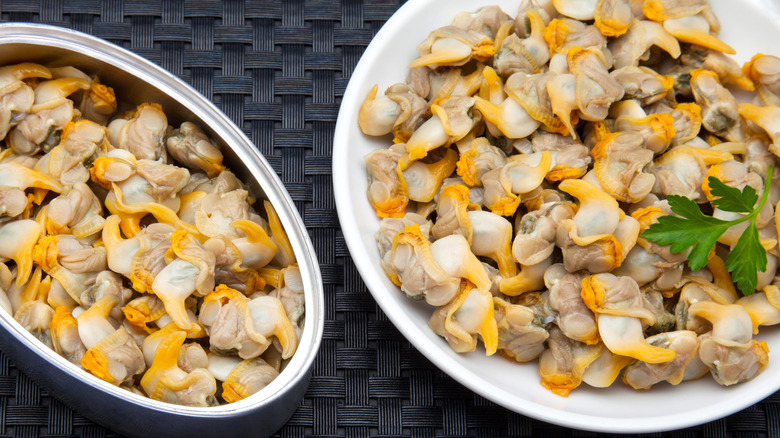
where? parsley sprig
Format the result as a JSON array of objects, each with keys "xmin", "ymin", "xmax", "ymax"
[{"xmin": 641, "ymin": 165, "xmax": 773, "ymax": 295}]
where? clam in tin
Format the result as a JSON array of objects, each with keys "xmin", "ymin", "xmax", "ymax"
[{"xmin": 0, "ymin": 23, "xmax": 323, "ymax": 438}]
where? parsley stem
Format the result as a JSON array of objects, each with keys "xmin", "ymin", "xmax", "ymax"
[
  {"xmin": 718, "ymin": 165, "xmax": 774, "ymax": 227},
  {"xmin": 752, "ymin": 165, "xmax": 774, "ymax": 220}
]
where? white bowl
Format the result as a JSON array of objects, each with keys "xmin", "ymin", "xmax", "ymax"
[{"xmin": 333, "ymin": 0, "xmax": 780, "ymax": 433}]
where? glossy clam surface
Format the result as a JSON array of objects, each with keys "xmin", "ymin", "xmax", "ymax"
[
  {"xmin": 0, "ymin": 23, "xmax": 323, "ymax": 438},
  {"xmin": 333, "ymin": 0, "xmax": 780, "ymax": 433}
]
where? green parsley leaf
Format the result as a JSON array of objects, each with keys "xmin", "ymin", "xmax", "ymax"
[
  {"xmin": 642, "ymin": 199, "xmax": 731, "ymax": 271},
  {"xmin": 708, "ymin": 176, "xmax": 758, "ymax": 213},
  {"xmin": 640, "ymin": 165, "xmax": 774, "ymax": 296},
  {"xmin": 725, "ymin": 224, "xmax": 766, "ymax": 294}
]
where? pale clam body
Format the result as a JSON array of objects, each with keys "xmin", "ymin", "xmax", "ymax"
[{"xmin": 0, "ymin": 22, "xmax": 323, "ymax": 438}]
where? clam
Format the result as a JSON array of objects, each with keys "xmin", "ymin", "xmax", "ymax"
[
  {"xmin": 78, "ymin": 295, "xmax": 145, "ymax": 386},
  {"xmin": 652, "ymin": 145, "xmax": 732, "ymax": 202},
  {"xmin": 668, "ymin": 102, "xmax": 703, "ymax": 145},
  {"xmin": 614, "ymin": 113, "xmax": 675, "ymax": 154},
  {"xmin": 7, "ymin": 77, "xmax": 89, "ymax": 155},
  {"xmin": 744, "ymin": 54, "xmax": 780, "ymax": 106},
  {"xmin": 0, "ymin": 185, "xmax": 28, "ymax": 220},
  {"xmin": 123, "ymin": 294, "xmax": 167, "ymax": 333},
  {"xmin": 0, "ymin": 45, "xmax": 309, "ymax": 413},
  {"xmin": 358, "ymin": 85, "xmax": 402, "ymax": 136},
  {"xmin": 428, "ymin": 281, "xmax": 498, "ymax": 355},
  {"xmin": 546, "ymin": 269, "xmax": 599, "ymax": 344},
  {"xmin": 591, "ymin": 131, "xmax": 656, "ymax": 202},
  {"xmin": 609, "ymin": 20, "xmax": 681, "ymax": 69},
  {"xmin": 499, "ymin": 257, "xmax": 551, "ymax": 295},
  {"xmin": 493, "ymin": 296, "xmax": 548, "ymax": 362},
  {"xmin": 411, "ymin": 26, "xmax": 496, "ymax": 69},
  {"xmin": 493, "ymin": 10, "xmax": 549, "ymax": 76},
  {"xmin": 674, "ymin": 277, "xmax": 737, "ymax": 333},
  {"xmin": 455, "ymin": 6, "xmax": 511, "ymax": 38},
  {"xmin": 0, "ymin": 219, "xmax": 42, "ymax": 287},
  {"xmin": 152, "ymin": 258, "xmax": 204, "ymax": 331},
  {"xmin": 166, "ymin": 122, "xmax": 225, "ymax": 178},
  {"xmin": 474, "ymin": 93, "xmax": 541, "ymax": 139},
  {"xmin": 15, "ymin": 299, "xmax": 55, "ymax": 349},
  {"xmin": 467, "ymin": 210, "xmax": 516, "ymax": 277},
  {"xmin": 37, "ymin": 119, "xmax": 106, "ymax": 187},
  {"xmin": 107, "ymin": 103, "xmax": 168, "ymax": 161},
  {"xmin": 80, "ymin": 270, "xmax": 132, "ymax": 324},
  {"xmin": 622, "ymin": 330, "xmax": 700, "ymax": 389},
  {"xmin": 406, "ymin": 97, "xmax": 476, "ymax": 161},
  {"xmin": 376, "ymin": 213, "xmax": 432, "ymax": 281},
  {"xmin": 402, "ymin": 148, "xmax": 458, "ymax": 203},
  {"xmin": 431, "ymin": 184, "xmax": 474, "ymax": 241},
  {"xmin": 33, "ymin": 234, "xmax": 107, "ymax": 303},
  {"xmin": 360, "ymin": 0, "xmax": 780, "ymax": 397},
  {"xmin": 662, "ymin": 15, "xmax": 733, "ymax": 53},
  {"xmin": 689, "ymin": 301, "xmax": 769, "ymax": 385},
  {"xmin": 365, "ymin": 148, "xmax": 409, "ymax": 218},
  {"xmin": 359, "ymin": 83, "xmax": 429, "ymax": 143},
  {"xmin": 690, "ymin": 68, "xmax": 742, "ymax": 140},
  {"xmin": 610, "ymin": 66, "xmax": 674, "ymax": 105},
  {"xmin": 45, "ymin": 183, "xmax": 104, "ymax": 238},
  {"xmin": 505, "ymin": 71, "xmax": 567, "ymax": 134},
  {"xmin": 199, "ymin": 285, "xmax": 295, "ymax": 360},
  {"xmin": 140, "ymin": 328, "xmax": 217, "ymax": 406},
  {"xmin": 388, "ymin": 224, "xmax": 460, "ymax": 304},
  {"xmin": 568, "ymin": 46, "xmax": 625, "ymax": 122},
  {"xmin": 544, "ymin": 18, "xmax": 609, "ymax": 59},
  {"xmin": 128, "ymin": 221, "xmax": 174, "ymax": 293},
  {"xmin": 555, "ymin": 179, "xmax": 626, "ymax": 272},
  {"xmin": 79, "ymin": 79, "xmax": 117, "ymax": 126},
  {"xmin": 736, "ymin": 285, "xmax": 780, "ymax": 330},
  {"xmin": 50, "ymin": 305, "xmax": 86, "ymax": 364},
  {"xmin": 581, "ymin": 273, "xmax": 676, "ymax": 363},
  {"xmin": 552, "ymin": 0, "xmax": 598, "ymax": 21},
  {"xmin": 208, "ymin": 354, "xmax": 279, "ymax": 403},
  {"xmin": 546, "ymin": 73, "xmax": 579, "ymax": 137},
  {"xmin": 538, "ymin": 326, "xmax": 601, "ymax": 396},
  {"xmin": 594, "ymin": 0, "xmax": 633, "ymax": 37},
  {"xmin": 194, "ymin": 190, "xmax": 251, "ymax": 239},
  {"xmin": 0, "ymin": 160, "xmax": 63, "ymax": 193},
  {"xmin": 202, "ymin": 236, "xmax": 263, "ymax": 295},
  {"xmin": 229, "ymin": 219, "xmax": 277, "ymax": 271},
  {"xmin": 512, "ymin": 201, "xmax": 575, "ymax": 265},
  {"xmin": 272, "ymin": 265, "xmax": 306, "ymax": 330},
  {"xmin": 531, "ymin": 132, "xmax": 591, "ymax": 180},
  {"xmin": 679, "ymin": 47, "xmax": 753, "ymax": 90},
  {"xmin": 738, "ymin": 103, "xmax": 780, "ymax": 157},
  {"xmin": 455, "ymin": 137, "xmax": 507, "ymax": 187},
  {"xmin": 0, "ymin": 63, "xmax": 51, "ymax": 140},
  {"xmin": 581, "ymin": 345, "xmax": 633, "ymax": 388},
  {"xmin": 429, "ymin": 233, "xmax": 492, "ymax": 293}
]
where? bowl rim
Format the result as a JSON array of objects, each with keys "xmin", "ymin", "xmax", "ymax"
[
  {"xmin": 0, "ymin": 22, "xmax": 324, "ymax": 416},
  {"xmin": 332, "ymin": 0, "xmax": 780, "ymax": 433}
]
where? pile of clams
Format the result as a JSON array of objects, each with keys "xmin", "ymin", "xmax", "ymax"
[
  {"xmin": 0, "ymin": 63, "xmax": 303, "ymax": 405},
  {"xmin": 362, "ymin": 0, "xmax": 780, "ymax": 395}
]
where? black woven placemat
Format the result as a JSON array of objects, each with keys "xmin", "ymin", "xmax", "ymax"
[{"xmin": 0, "ymin": 0, "xmax": 776, "ymax": 437}]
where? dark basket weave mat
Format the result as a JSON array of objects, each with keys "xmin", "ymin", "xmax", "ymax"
[{"xmin": 0, "ymin": 0, "xmax": 776, "ymax": 437}]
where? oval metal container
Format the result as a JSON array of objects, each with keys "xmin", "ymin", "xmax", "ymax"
[{"xmin": 0, "ymin": 23, "xmax": 323, "ymax": 438}]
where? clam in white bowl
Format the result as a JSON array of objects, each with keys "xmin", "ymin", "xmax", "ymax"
[{"xmin": 333, "ymin": 0, "xmax": 780, "ymax": 433}]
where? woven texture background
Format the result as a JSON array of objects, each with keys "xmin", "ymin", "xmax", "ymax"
[{"xmin": 0, "ymin": 0, "xmax": 776, "ymax": 437}]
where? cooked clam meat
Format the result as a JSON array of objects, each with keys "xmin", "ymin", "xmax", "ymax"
[
  {"xmin": 0, "ymin": 60, "xmax": 303, "ymax": 406},
  {"xmin": 362, "ymin": 0, "xmax": 780, "ymax": 396}
]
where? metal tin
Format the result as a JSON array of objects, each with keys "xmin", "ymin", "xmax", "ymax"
[{"xmin": 0, "ymin": 23, "xmax": 323, "ymax": 438}]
